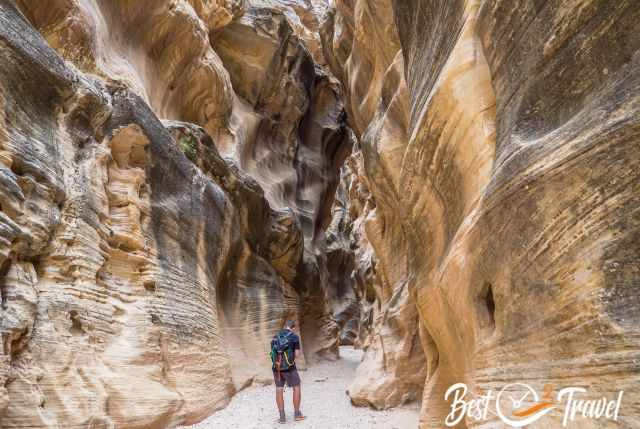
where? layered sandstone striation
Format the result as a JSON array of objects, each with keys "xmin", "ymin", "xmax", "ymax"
[
  {"xmin": 210, "ymin": 3, "xmax": 352, "ymax": 359},
  {"xmin": 1, "ymin": 0, "xmax": 639, "ymax": 427},
  {"xmin": 0, "ymin": 0, "xmax": 351, "ymax": 427},
  {"xmin": 323, "ymin": 0, "xmax": 640, "ymax": 427},
  {"xmin": 321, "ymin": 0, "xmax": 428, "ymax": 410}
]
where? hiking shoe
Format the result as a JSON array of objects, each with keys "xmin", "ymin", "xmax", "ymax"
[
  {"xmin": 278, "ymin": 410, "xmax": 286, "ymax": 424},
  {"xmin": 294, "ymin": 411, "xmax": 305, "ymax": 421}
]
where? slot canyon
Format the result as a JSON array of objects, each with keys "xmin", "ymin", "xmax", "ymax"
[{"xmin": 0, "ymin": 0, "xmax": 638, "ymax": 428}]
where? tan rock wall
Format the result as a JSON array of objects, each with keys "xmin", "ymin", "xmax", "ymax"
[
  {"xmin": 321, "ymin": 0, "xmax": 428, "ymax": 411},
  {"xmin": 211, "ymin": 3, "xmax": 353, "ymax": 360},
  {"xmin": 0, "ymin": 0, "xmax": 341, "ymax": 426},
  {"xmin": 3, "ymin": 0, "xmax": 638, "ymax": 427},
  {"xmin": 323, "ymin": 0, "xmax": 640, "ymax": 427}
]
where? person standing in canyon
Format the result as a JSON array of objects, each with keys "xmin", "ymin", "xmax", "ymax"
[{"xmin": 270, "ymin": 320, "xmax": 305, "ymax": 423}]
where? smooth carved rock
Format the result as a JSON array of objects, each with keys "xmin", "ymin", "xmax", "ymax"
[
  {"xmin": 3, "ymin": 0, "xmax": 638, "ymax": 427},
  {"xmin": 321, "ymin": 0, "xmax": 427, "ymax": 411},
  {"xmin": 0, "ymin": 1, "xmax": 314, "ymax": 426},
  {"xmin": 1, "ymin": 0, "xmax": 355, "ymax": 424},
  {"xmin": 1, "ymin": 0, "xmax": 360, "ymax": 424},
  {"xmin": 212, "ymin": 5, "xmax": 353, "ymax": 361},
  {"xmin": 17, "ymin": 0, "xmax": 236, "ymax": 139},
  {"xmin": 324, "ymin": 0, "xmax": 640, "ymax": 427}
]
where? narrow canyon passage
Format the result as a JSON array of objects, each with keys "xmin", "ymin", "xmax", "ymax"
[
  {"xmin": 178, "ymin": 347, "xmax": 420, "ymax": 429},
  {"xmin": 0, "ymin": 1, "xmax": 639, "ymax": 429}
]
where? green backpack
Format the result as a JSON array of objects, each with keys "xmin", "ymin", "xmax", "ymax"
[{"xmin": 270, "ymin": 330, "xmax": 295, "ymax": 371}]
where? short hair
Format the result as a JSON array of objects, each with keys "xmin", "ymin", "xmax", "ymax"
[{"xmin": 285, "ymin": 319, "xmax": 296, "ymax": 329}]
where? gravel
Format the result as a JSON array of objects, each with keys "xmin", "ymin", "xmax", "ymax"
[{"xmin": 179, "ymin": 346, "xmax": 420, "ymax": 429}]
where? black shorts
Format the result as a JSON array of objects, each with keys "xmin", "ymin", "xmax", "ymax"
[{"xmin": 273, "ymin": 368, "xmax": 301, "ymax": 388}]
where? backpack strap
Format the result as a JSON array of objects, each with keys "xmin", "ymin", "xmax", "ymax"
[{"xmin": 284, "ymin": 350, "xmax": 294, "ymax": 366}]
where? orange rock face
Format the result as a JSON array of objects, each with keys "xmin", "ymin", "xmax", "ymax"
[
  {"xmin": 323, "ymin": 0, "xmax": 640, "ymax": 427},
  {"xmin": 1, "ymin": 0, "xmax": 639, "ymax": 428}
]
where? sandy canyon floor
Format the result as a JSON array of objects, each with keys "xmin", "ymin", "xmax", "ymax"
[{"xmin": 179, "ymin": 346, "xmax": 420, "ymax": 429}]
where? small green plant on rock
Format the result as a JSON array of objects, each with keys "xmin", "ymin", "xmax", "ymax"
[{"xmin": 178, "ymin": 134, "xmax": 198, "ymax": 159}]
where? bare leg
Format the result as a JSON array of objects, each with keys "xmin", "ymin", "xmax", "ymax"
[
  {"xmin": 293, "ymin": 385, "xmax": 301, "ymax": 413},
  {"xmin": 276, "ymin": 387, "xmax": 285, "ymax": 411}
]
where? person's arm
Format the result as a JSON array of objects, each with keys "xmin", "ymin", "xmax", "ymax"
[{"xmin": 294, "ymin": 337, "xmax": 301, "ymax": 359}]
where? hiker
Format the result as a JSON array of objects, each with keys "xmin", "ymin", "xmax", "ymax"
[{"xmin": 270, "ymin": 319, "xmax": 305, "ymax": 424}]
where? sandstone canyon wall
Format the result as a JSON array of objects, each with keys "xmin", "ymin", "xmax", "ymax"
[
  {"xmin": 1, "ymin": 0, "xmax": 639, "ymax": 428},
  {"xmin": 323, "ymin": 0, "xmax": 640, "ymax": 427},
  {"xmin": 0, "ymin": 0, "xmax": 352, "ymax": 427}
]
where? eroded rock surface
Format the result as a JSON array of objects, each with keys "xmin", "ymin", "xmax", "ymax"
[
  {"xmin": 211, "ymin": 4, "xmax": 353, "ymax": 359},
  {"xmin": 323, "ymin": 0, "xmax": 640, "ymax": 427},
  {"xmin": 321, "ymin": 0, "xmax": 428, "ymax": 411},
  {"xmin": 1, "ymin": 0, "xmax": 639, "ymax": 427},
  {"xmin": 0, "ymin": 0, "xmax": 350, "ymax": 427}
]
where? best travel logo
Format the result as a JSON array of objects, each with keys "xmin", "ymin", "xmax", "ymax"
[{"xmin": 444, "ymin": 382, "xmax": 624, "ymax": 427}]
